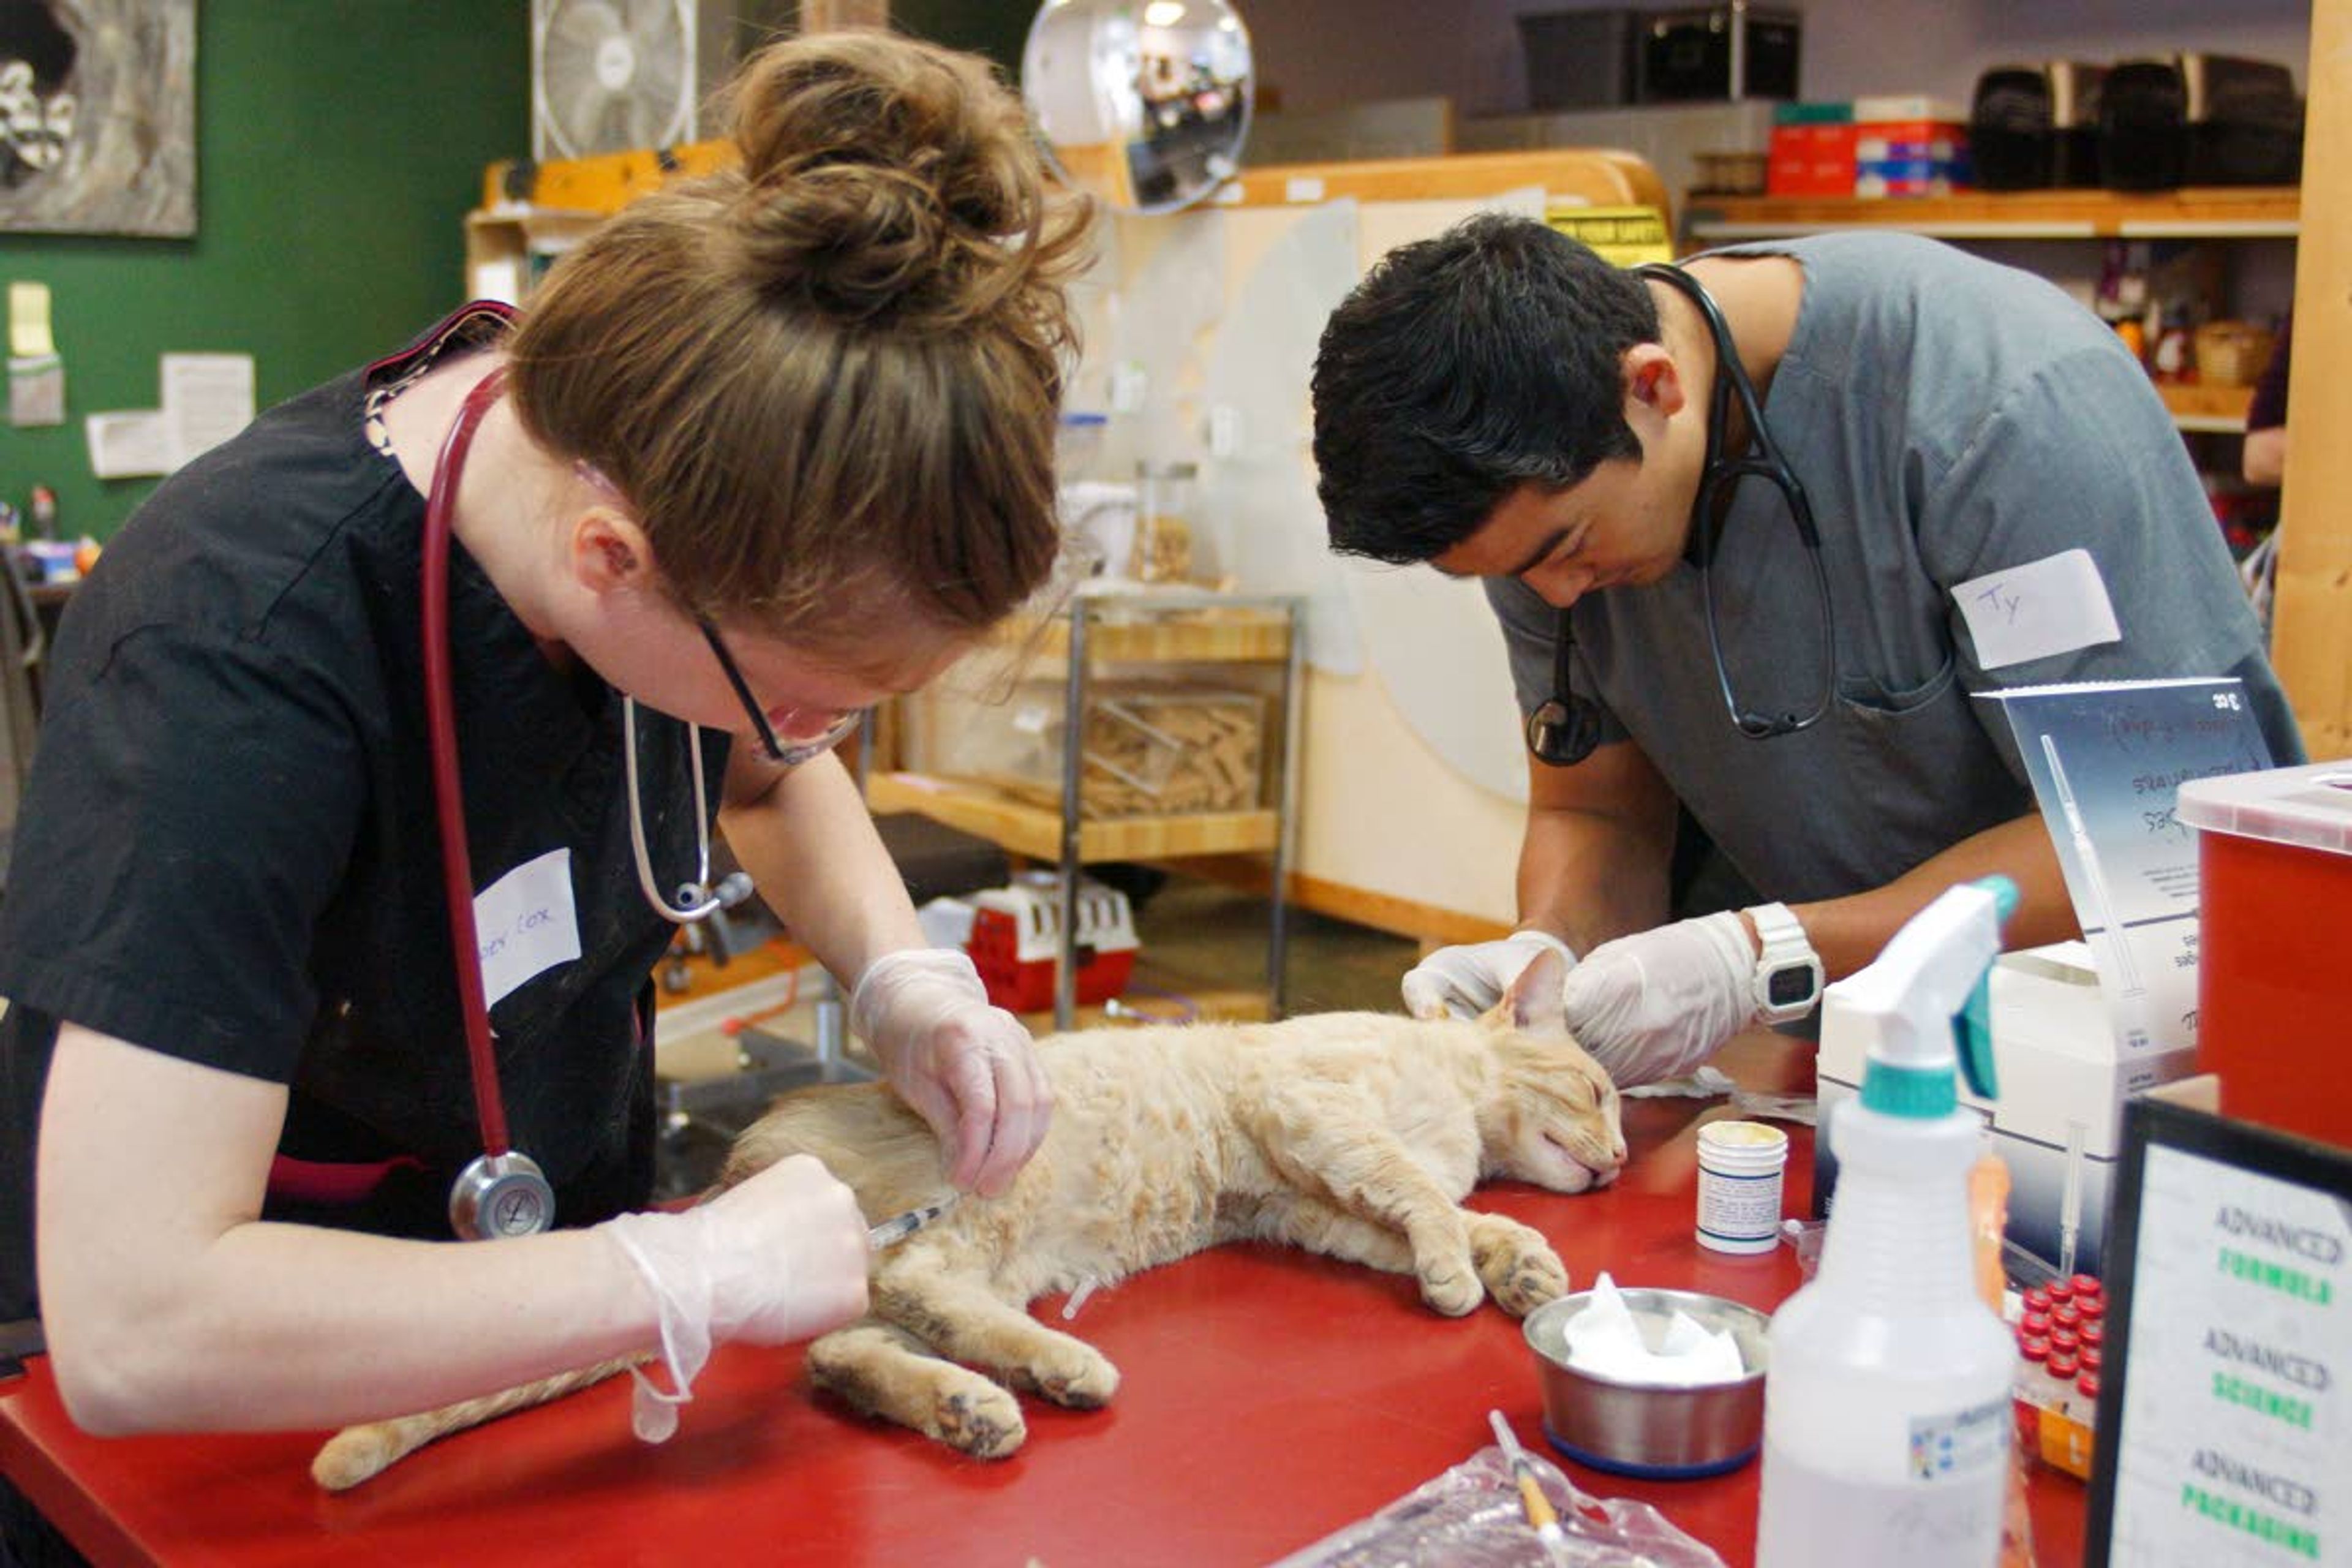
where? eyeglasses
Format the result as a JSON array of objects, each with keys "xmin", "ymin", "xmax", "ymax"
[
  {"xmin": 571, "ymin": 462, "xmax": 865, "ymax": 767},
  {"xmin": 695, "ymin": 616, "xmax": 865, "ymax": 767}
]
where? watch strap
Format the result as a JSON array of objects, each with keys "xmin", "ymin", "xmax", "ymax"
[{"xmin": 1744, "ymin": 902, "xmax": 1823, "ymax": 1023}]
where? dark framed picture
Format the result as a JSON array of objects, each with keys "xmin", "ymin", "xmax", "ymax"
[
  {"xmin": 1, "ymin": 0, "xmax": 197, "ymax": 238},
  {"xmin": 2087, "ymin": 1096, "xmax": 2351, "ymax": 1567}
]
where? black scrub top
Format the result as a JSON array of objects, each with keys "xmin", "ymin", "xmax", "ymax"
[{"xmin": 0, "ymin": 312, "xmax": 729, "ymax": 1323}]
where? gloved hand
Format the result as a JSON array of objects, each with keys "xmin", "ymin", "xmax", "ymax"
[
  {"xmin": 603, "ymin": 1152, "xmax": 869, "ymax": 1440},
  {"xmin": 851, "ymin": 948, "xmax": 1052, "ymax": 1197},
  {"xmin": 1557, "ymin": 912, "xmax": 1757, "ymax": 1088},
  {"xmin": 1401, "ymin": 929, "xmax": 1577, "ymax": 1021}
]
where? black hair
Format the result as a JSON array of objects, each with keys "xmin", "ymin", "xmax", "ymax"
[{"xmin": 1310, "ymin": 213, "xmax": 1660, "ymax": 565}]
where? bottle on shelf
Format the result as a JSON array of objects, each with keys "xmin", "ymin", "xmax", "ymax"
[{"xmin": 1754, "ymin": 876, "xmax": 2020, "ymax": 1568}]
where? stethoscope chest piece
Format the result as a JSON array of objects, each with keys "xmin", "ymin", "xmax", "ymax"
[{"xmin": 449, "ymin": 1149, "xmax": 556, "ymax": 1240}]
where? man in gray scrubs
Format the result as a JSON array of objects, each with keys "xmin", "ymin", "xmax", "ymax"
[{"xmin": 1310, "ymin": 216, "xmax": 2302, "ymax": 1085}]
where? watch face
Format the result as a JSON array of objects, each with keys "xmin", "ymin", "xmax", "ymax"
[{"xmin": 1767, "ymin": 965, "xmax": 1816, "ymax": 1008}]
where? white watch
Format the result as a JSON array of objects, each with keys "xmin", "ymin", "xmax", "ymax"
[{"xmin": 1744, "ymin": 902, "xmax": 1823, "ymax": 1024}]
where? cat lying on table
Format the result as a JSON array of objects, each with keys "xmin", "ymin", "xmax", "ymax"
[{"xmin": 312, "ymin": 946, "xmax": 1623, "ymax": 1488}]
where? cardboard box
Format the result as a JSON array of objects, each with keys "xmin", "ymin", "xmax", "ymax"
[
  {"xmin": 1817, "ymin": 940, "xmax": 2198, "ymax": 1276},
  {"xmin": 1767, "ymin": 121, "xmax": 1857, "ymax": 195}
]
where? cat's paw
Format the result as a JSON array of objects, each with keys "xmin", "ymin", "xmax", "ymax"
[
  {"xmin": 1469, "ymin": 1219, "xmax": 1569, "ymax": 1317},
  {"xmin": 929, "ymin": 1384, "xmax": 1027, "ymax": 1459},
  {"xmin": 1417, "ymin": 1258, "xmax": 1485, "ymax": 1317},
  {"xmin": 1016, "ymin": 1338, "xmax": 1121, "ymax": 1409}
]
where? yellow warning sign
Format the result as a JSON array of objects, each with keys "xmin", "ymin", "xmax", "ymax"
[{"xmin": 1546, "ymin": 204, "xmax": 1675, "ymax": 267}]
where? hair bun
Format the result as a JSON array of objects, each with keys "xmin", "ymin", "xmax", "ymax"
[{"xmin": 723, "ymin": 31, "xmax": 1053, "ymax": 328}]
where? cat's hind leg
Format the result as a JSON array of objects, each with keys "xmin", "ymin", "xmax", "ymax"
[
  {"xmin": 806, "ymin": 1319, "xmax": 1028, "ymax": 1460},
  {"xmin": 1464, "ymin": 1212, "xmax": 1569, "ymax": 1316}
]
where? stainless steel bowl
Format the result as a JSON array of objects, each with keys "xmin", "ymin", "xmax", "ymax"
[{"xmin": 1521, "ymin": 1287, "xmax": 1770, "ymax": 1479}]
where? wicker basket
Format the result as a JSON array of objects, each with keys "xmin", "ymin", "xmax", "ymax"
[{"xmin": 2194, "ymin": 320, "xmax": 2277, "ymax": 388}]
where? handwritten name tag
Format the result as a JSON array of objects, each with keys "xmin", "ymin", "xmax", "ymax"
[
  {"xmin": 1954, "ymin": 548, "xmax": 2122, "ymax": 671},
  {"xmin": 474, "ymin": 848, "xmax": 581, "ymax": 1009}
]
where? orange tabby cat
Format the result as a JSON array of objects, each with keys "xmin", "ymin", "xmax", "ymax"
[{"xmin": 312, "ymin": 946, "xmax": 1620, "ymax": 1488}]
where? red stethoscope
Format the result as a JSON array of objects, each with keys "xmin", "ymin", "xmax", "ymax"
[
  {"xmin": 423, "ymin": 367, "xmax": 758, "ymax": 1240},
  {"xmin": 423, "ymin": 366, "xmax": 563, "ymax": 1241},
  {"xmin": 421, "ymin": 364, "xmax": 856, "ymax": 1240}
]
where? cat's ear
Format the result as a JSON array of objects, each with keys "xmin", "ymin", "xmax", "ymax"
[{"xmin": 1493, "ymin": 946, "xmax": 1569, "ymax": 1035}]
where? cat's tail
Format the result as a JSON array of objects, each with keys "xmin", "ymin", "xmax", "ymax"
[{"xmin": 310, "ymin": 1353, "xmax": 647, "ymax": 1491}]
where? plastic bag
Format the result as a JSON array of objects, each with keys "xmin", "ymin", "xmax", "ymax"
[{"xmin": 1267, "ymin": 1445, "xmax": 1728, "ymax": 1568}]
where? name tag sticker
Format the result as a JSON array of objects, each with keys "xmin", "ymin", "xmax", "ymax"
[
  {"xmin": 474, "ymin": 848, "xmax": 581, "ymax": 1009},
  {"xmin": 1954, "ymin": 548, "xmax": 2122, "ymax": 671}
]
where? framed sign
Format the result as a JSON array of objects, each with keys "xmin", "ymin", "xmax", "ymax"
[
  {"xmin": 2088, "ymin": 1098, "xmax": 2351, "ymax": 1567},
  {"xmin": 0, "ymin": 0, "xmax": 197, "ymax": 238}
]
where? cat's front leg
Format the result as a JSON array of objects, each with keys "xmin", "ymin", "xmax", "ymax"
[
  {"xmin": 1253, "ymin": 1090, "xmax": 1485, "ymax": 1316},
  {"xmin": 807, "ymin": 1319, "xmax": 1029, "ymax": 1459},
  {"xmin": 1464, "ymin": 1212, "xmax": 1569, "ymax": 1316},
  {"xmin": 872, "ymin": 1265, "xmax": 1121, "ymax": 1411}
]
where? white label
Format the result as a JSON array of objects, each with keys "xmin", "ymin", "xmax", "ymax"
[
  {"xmin": 1110, "ymin": 362, "xmax": 1149, "ymax": 415},
  {"xmin": 1756, "ymin": 1438, "xmax": 2005, "ymax": 1567},
  {"xmin": 1954, "ymin": 548, "xmax": 2122, "ymax": 670},
  {"xmin": 1208, "ymin": 403, "xmax": 1243, "ymax": 458},
  {"xmin": 1697, "ymin": 1160, "xmax": 1785, "ymax": 1249},
  {"xmin": 1284, "ymin": 176, "xmax": 1326, "ymax": 203},
  {"xmin": 473, "ymin": 848, "xmax": 581, "ymax": 1009}
]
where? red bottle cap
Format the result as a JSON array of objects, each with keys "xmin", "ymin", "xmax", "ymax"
[
  {"xmin": 2082, "ymin": 1346, "xmax": 2103, "ymax": 1372},
  {"xmin": 2020, "ymin": 1335, "xmax": 2051, "ymax": 1362},
  {"xmin": 2082, "ymin": 1321, "xmax": 2105, "ymax": 1348},
  {"xmin": 2023, "ymin": 1287, "xmax": 2052, "ymax": 1313},
  {"xmin": 2021, "ymin": 1311, "xmax": 2052, "ymax": 1336},
  {"xmin": 2054, "ymin": 1303, "xmax": 2083, "ymax": 1330},
  {"xmin": 2071, "ymin": 1273, "xmax": 2101, "ymax": 1298},
  {"xmin": 2079, "ymin": 1294, "xmax": 2106, "ymax": 1321},
  {"xmin": 2078, "ymin": 1371, "xmax": 2100, "ymax": 1399},
  {"xmin": 2049, "ymin": 1351, "xmax": 2081, "ymax": 1378},
  {"xmin": 2052, "ymin": 1327, "xmax": 2081, "ymax": 1352},
  {"xmin": 2048, "ymin": 1281, "xmax": 2076, "ymax": 1304}
]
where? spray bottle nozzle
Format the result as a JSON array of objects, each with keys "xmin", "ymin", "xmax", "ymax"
[{"xmin": 1829, "ymin": 876, "xmax": 2016, "ymax": 1118}]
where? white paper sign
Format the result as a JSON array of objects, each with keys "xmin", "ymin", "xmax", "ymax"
[
  {"xmin": 1955, "ymin": 548, "xmax": 2122, "ymax": 671},
  {"xmin": 2106, "ymin": 1142, "xmax": 2348, "ymax": 1566},
  {"xmin": 85, "ymin": 410, "xmax": 171, "ymax": 478},
  {"xmin": 473, "ymin": 848, "xmax": 581, "ymax": 1009},
  {"xmin": 161, "ymin": 351, "xmax": 257, "ymax": 471}
]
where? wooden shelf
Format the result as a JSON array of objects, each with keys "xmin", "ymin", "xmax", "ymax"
[
  {"xmin": 2157, "ymin": 382, "xmax": 2256, "ymax": 433},
  {"xmin": 993, "ymin": 604, "xmax": 1293, "ymax": 663},
  {"xmin": 868, "ymin": 771, "xmax": 1281, "ymax": 862},
  {"xmin": 1684, "ymin": 187, "xmax": 2300, "ymax": 240}
]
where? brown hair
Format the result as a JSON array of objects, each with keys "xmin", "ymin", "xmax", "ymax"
[{"xmin": 505, "ymin": 30, "xmax": 1091, "ymax": 667}]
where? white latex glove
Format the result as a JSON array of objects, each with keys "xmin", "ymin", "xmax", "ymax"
[
  {"xmin": 850, "ymin": 948, "xmax": 1052, "ymax": 1197},
  {"xmin": 602, "ymin": 1153, "xmax": 869, "ymax": 1441},
  {"xmin": 1401, "ymin": 929, "xmax": 1577, "ymax": 1021},
  {"xmin": 1558, "ymin": 912, "xmax": 1758, "ymax": 1088}
]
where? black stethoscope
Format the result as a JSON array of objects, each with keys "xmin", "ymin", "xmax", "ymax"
[
  {"xmin": 423, "ymin": 366, "xmax": 759, "ymax": 1240},
  {"xmin": 1525, "ymin": 262, "xmax": 1836, "ymax": 767}
]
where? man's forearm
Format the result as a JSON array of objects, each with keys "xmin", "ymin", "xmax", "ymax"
[
  {"xmin": 1787, "ymin": 810, "xmax": 2078, "ymax": 980},
  {"xmin": 1515, "ymin": 804, "xmax": 1674, "ymax": 957}
]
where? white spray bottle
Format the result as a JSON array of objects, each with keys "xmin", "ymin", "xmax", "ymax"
[{"xmin": 1753, "ymin": 877, "xmax": 2018, "ymax": 1568}]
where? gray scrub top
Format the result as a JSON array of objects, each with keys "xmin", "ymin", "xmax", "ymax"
[{"xmin": 1488, "ymin": 232, "xmax": 2302, "ymax": 904}]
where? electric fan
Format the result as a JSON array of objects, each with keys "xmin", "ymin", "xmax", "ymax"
[{"xmin": 532, "ymin": 0, "xmax": 699, "ymax": 162}]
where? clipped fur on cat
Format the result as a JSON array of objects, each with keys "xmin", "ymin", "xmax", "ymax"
[{"xmin": 312, "ymin": 947, "xmax": 1621, "ymax": 1488}]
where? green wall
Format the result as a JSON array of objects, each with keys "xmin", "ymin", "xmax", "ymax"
[
  {"xmin": 0, "ymin": 0, "xmax": 1046, "ymax": 543},
  {"xmin": 892, "ymin": 0, "xmax": 1036, "ymax": 77},
  {"xmin": 0, "ymin": 2, "xmax": 532, "ymax": 542}
]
